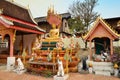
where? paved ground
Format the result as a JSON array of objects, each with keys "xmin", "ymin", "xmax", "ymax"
[
  {"xmin": 0, "ymin": 65, "xmax": 119, "ymax": 80},
  {"xmin": 0, "ymin": 70, "xmax": 120, "ymax": 80}
]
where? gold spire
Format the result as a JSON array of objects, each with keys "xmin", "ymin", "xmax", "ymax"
[
  {"xmin": 48, "ymin": 5, "xmax": 54, "ymax": 14},
  {"xmin": 27, "ymin": 4, "xmax": 29, "ymax": 9}
]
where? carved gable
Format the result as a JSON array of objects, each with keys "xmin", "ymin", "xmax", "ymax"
[{"xmin": 84, "ymin": 17, "xmax": 119, "ymax": 41}]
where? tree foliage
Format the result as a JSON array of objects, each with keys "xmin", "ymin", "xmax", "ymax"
[
  {"xmin": 68, "ymin": 17, "xmax": 84, "ymax": 33},
  {"xmin": 69, "ymin": 0, "xmax": 99, "ymax": 31}
]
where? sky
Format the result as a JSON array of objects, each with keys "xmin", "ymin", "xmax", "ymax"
[{"xmin": 14, "ymin": 0, "xmax": 120, "ymax": 18}]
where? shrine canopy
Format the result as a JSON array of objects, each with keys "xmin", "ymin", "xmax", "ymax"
[
  {"xmin": 0, "ymin": 0, "xmax": 45, "ymax": 35},
  {"xmin": 84, "ymin": 17, "xmax": 119, "ymax": 41},
  {"xmin": 83, "ymin": 17, "xmax": 120, "ymax": 58}
]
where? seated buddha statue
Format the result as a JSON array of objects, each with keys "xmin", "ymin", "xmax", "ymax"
[
  {"xmin": 32, "ymin": 38, "xmax": 42, "ymax": 50},
  {"xmin": 49, "ymin": 24, "xmax": 59, "ymax": 39}
]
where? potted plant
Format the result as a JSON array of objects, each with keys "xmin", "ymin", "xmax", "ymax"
[
  {"xmin": 111, "ymin": 53, "xmax": 120, "ymax": 66},
  {"xmin": 111, "ymin": 47, "xmax": 120, "ymax": 77}
]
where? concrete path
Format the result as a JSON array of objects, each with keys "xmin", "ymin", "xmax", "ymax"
[
  {"xmin": 0, "ymin": 64, "xmax": 119, "ymax": 80},
  {"xmin": 0, "ymin": 70, "xmax": 119, "ymax": 80}
]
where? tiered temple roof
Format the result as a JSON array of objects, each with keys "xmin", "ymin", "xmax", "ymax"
[
  {"xmin": 0, "ymin": 0, "xmax": 45, "ymax": 35},
  {"xmin": 105, "ymin": 17, "xmax": 120, "ymax": 34}
]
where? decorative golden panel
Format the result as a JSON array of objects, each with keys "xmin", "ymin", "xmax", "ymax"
[{"xmin": 0, "ymin": 23, "xmax": 14, "ymax": 42}]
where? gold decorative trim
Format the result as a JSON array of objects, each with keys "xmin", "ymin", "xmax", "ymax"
[
  {"xmin": 13, "ymin": 30, "xmax": 16, "ymax": 43},
  {"xmin": 83, "ymin": 17, "xmax": 120, "ymax": 40},
  {"xmin": 117, "ymin": 20, "xmax": 120, "ymax": 26}
]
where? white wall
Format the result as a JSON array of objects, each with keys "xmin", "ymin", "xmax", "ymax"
[{"xmin": 113, "ymin": 40, "xmax": 120, "ymax": 47}]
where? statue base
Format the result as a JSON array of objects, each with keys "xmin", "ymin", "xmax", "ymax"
[
  {"xmin": 54, "ymin": 74, "xmax": 69, "ymax": 80},
  {"xmin": 13, "ymin": 69, "xmax": 26, "ymax": 75},
  {"xmin": 7, "ymin": 57, "xmax": 15, "ymax": 71},
  {"xmin": 114, "ymin": 69, "xmax": 118, "ymax": 77},
  {"xmin": 43, "ymin": 37, "xmax": 60, "ymax": 42}
]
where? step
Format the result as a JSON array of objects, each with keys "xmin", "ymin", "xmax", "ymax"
[
  {"xmin": 92, "ymin": 62, "xmax": 114, "ymax": 73},
  {"xmin": 93, "ymin": 66, "xmax": 113, "ymax": 72},
  {"xmin": 93, "ymin": 62, "xmax": 113, "ymax": 66},
  {"xmin": 95, "ymin": 71, "xmax": 111, "ymax": 76}
]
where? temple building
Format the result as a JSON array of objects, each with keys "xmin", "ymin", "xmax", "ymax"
[
  {"xmin": 0, "ymin": 0, "xmax": 45, "ymax": 65},
  {"xmin": 105, "ymin": 17, "xmax": 120, "ymax": 34},
  {"xmin": 84, "ymin": 17, "xmax": 120, "ymax": 60}
]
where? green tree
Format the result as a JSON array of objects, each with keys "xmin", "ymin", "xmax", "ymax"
[
  {"xmin": 68, "ymin": 17, "xmax": 84, "ymax": 33},
  {"xmin": 68, "ymin": 0, "xmax": 99, "ymax": 48}
]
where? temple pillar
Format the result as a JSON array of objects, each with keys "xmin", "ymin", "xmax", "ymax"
[
  {"xmin": 7, "ymin": 35, "xmax": 15, "ymax": 71},
  {"xmin": 110, "ymin": 39, "xmax": 113, "ymax": 55},
  {"xmin": 89, "ymin": 40, "xmax": 92, "ymax": 60},
  {"xmin": 10, "ymin": 35, "xmax": 14, "ymax": 57}
]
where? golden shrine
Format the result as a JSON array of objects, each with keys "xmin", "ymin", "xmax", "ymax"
[
  {"xmin": 0, "ymin": 0, "xmax": 79, "ymax": 74},
  {"xmin": 28, "ymin": 7, "xmax": 79, "ymax": 74}
]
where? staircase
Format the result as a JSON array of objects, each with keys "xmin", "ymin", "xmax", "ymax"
[{"xmin": 92, "ymin": 62, "xmax": 114, "ymax": 76}]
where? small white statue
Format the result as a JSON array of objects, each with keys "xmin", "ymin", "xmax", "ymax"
[
  {"xmin": 57, "ymin": 60, "xmax": 64, "ymax": 77},
  {"xmin": 17, "ymin": 58, "xmax": 24, "ymax": 70},
  {"xmin": 88, "ymin": 67, "xmax": 93, "ymax": 73},
  {"xmin": 101, "ymin": 51, "xmax": 108, "ymax": 62},
  {"xmin": 13, "ymin": 58, "xmax": 26, "ymax": 74}
]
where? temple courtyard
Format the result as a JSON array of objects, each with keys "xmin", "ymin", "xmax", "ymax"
[
  {"xmin": 0, "ymin": 65, "xmax": 119, "ymax": 80},
  {"xmin": 0, "ymin": 70, "xmax": 119, "ymax": 80},
  {"xmin": 0, "ymin": 1, "xmax": 120, "ymax": 80}
]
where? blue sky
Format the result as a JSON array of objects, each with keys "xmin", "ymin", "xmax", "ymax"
[
  {"xmin": 96, "ymin": 0, "xmax": 120, "ymax": 18},
  {"xmin": 14, "ymin": 0, "xmax": 120, "ymax": 18}
]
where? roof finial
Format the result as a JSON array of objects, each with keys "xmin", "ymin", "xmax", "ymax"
[
  {"xmin": 0, "ymin": 8, "xmax": 3, "ymax": 15},
  {"xmin": 11, "ymin": 0, "xmax": 14, "ymax": 2},
  {"xmin": 27, "ymin": 4, "xmax": 29, "ymax": 9}
]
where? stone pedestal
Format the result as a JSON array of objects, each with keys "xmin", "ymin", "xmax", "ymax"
[
  {"xmin": 114, "ymin": 69, "xmax": 118, "ymax": 77},
  {"xmin": 7, "ymin": 57, "xmax": 15, "ymax": 71},
  {"xmin": 88, "ymin": 67, "xmax": 93, "ymax": 73},
  {"xmin": 95, "ymin": 71, "xmax": 111, "ymax": 76},
  {"xmin": 54, "ymin": 74, "xmax": 69, "ymax": 80}
]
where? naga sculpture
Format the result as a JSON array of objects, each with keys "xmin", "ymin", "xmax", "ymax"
[{"xmin": 46, "ymin": 6, "xmax": 62, "ymax": 39}]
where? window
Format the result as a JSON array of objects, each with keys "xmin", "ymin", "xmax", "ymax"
[{"xmin": 0, "ymin": 37, "xmax": 8, "ymax": 48}]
